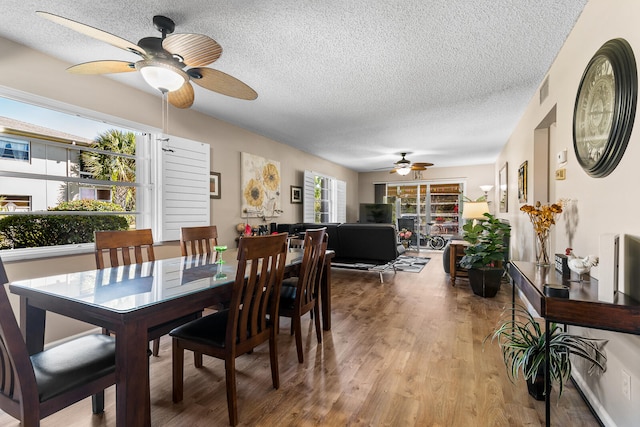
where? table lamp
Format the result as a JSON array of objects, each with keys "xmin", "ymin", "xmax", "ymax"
[{"xmin": 462, "ymin": 201, "xmax": 490, "ymax": 226}]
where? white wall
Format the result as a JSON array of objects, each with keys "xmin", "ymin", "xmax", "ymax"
[{"xmin": 497, "ymin": 0, "xmax": 640, "ymax": 424}]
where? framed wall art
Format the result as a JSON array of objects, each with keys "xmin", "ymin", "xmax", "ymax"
[
  {"xmin": 499, "ymin": 163, "xmax": 508, "ymax": 213},
  {"xmin": 210, "ymin": 172, "xmax": 221, "ymax": 199},
  {"xmin": 290, "ymin": 185, "xmax": 302, "ymax": 204},
  {"xmin": 241, "ymin": 152, "xmax": 282, "ymax": 217},
  {"xmin": 518, "ymin": 161, "xmax": 528, "ymax": 203}
]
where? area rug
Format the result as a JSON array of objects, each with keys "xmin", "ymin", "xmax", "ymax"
[{"xmin": 393, "ymin": 255, "xmax": 430, "ymax": 273}]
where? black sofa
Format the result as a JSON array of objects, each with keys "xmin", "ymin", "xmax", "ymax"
[{"xmin": 287, "ymin": 223, "xmax": 401, "ymax": 269}]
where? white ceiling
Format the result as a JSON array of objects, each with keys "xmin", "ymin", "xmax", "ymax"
[{"xmin": 0, "ymin": 1, "xmax": 587, "ymax": 172}]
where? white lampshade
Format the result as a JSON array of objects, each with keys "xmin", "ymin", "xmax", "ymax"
[
  {"xmin": 396, "ymin": 167, "xmax": 411, "ymax": 176},
  {"xmin": 462, "ymin": 201, "xmax": 490, "ymax": 220},
  {"xmin": 479, "ymin": 185, "xmax": 494, "ymax": 193},
  {"xmin": 138, "ymin": 61, "xmax": 187, "ymax": 92}
]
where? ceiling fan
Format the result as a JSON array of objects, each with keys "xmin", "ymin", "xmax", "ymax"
[
  {"xmin": 389, "ymin": 153, "xmax": 433, "ymax": 175},
  {"xmin": 36, "ymin": 11, "xmax": 258, "ymax": 109}
]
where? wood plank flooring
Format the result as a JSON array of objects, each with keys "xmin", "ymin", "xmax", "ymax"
[{"xmin": 0, "ymin": 251, "xmax": 600, "ymax": 426}]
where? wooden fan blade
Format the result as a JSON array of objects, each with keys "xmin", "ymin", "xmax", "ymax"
[
  {"xmin": 163, "ymin": 34, "xmax": 222, "ymax": 67},
  {"xmin": 411, "ymin": 162, "xmax": 434, "ymax": 170},
  {"xmin": 389, "ymin": 169, "xmax": 397, "ymax": 174},
  {"xmin": 67, "ymin": 60, "xmax": 136, "ymax": 74},
  {"xmin": 189, "ymin": 68, "xmax": 258, "ymax": 100},
  {"xmin": 168, "ymin": 82, "xmax": 195, "ymax": 109},
  {"xmin": 37, "ymin": 11, "xmax": 146, "ymax": 56}
]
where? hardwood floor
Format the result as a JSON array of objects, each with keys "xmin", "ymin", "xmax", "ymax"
[{"xmin": 0, "ymin": 251, "xmax": 600, "ymax": 426}]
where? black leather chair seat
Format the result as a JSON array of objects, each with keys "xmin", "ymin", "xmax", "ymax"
[
  {"xmin": 171, "ymin": 310, "xmax": 229, "ymax": 348},
  {"xmin": 279, "ymin": 285, "xmax": 298, "ymax": 311},
  {"xmin": 31, "ymin": 334, "xmax": 116, "ymax": 402}
]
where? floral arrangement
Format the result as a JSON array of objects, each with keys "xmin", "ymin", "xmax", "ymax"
[
  {"xmin": 398, "ymin": 228, "xmax": 413, "ymax": 247},
  {"xmin": 520, "ymin": 201, "xmax": 563, "ymax": 265}
]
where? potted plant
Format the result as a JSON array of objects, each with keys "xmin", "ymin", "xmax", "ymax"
[
  {"xmin": 459, "ymin": 212, "xmax": 510, "ymax": 297},
  {"xmin": 488, "ymin": 304, "xmax": 607, "ymax": 400}
]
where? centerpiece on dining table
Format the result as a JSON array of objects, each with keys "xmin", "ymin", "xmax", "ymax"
[{"xmin": 214, "ymin": 245, "xmax": 227, "ymax": 264}]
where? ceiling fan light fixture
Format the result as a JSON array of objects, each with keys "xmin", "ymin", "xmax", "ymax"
[
  {"xmin": 396, "ymin": 167, "xmax": 411, "ymax": 176},
  {"xmin": 137, "ymin": 60, "xmax": 187, "ymax": 92}
]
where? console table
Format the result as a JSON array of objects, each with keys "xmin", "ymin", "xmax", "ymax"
[{"xmin": 508, "ymin": 261, "xmax": 640, "ymax": 426}]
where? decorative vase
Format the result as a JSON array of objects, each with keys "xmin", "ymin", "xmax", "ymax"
[{"xmin": 535, "ymin": 232, "xmax": 550, "ymax": 266}]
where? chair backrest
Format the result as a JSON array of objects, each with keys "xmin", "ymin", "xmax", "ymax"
[
  {"xmin": 94, "ymin": 229, "xmax": 155, "ymax": 269},
  {"xmin": 0, "ymin": 256, "xmax": 41, "ymax": 420},
  {"xmin": 296, "ymin": 228, "xmax": 327, "ymax": 309},
  {"xmin": 180, "ymin": 225, "xmax": 218, "ymax": 256},
  {"xmin": 227, "ymin": 233, "xmax": 288, "ymax": 352},
  {"xmin": 288, "ymin": 237, "xmax": 305, "ymax": 250}
]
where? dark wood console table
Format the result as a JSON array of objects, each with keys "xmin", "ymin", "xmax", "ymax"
[{"xmin": 508, "ymin": 261, "xmax": 640, "ymax": 426}]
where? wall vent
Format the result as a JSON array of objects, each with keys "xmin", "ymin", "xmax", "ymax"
[{"xmin": 540, "ymin": 76, "xmax": 549, "ymax": 104}]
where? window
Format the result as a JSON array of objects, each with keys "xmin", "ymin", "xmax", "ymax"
[
  {"xmin": 79, "ymin": 187, "xmax": 112, "ymax": 202},
  {"xmin": 303, "ymin": 170, "xmax": 346, "ymax": 223},
  {"xmin": 0, "ymin": 137, "xmax": 29, "ymax": 161},
  {"xmin": 0, "ymin": 195, "xmax": 31, "ymax": 212},
  {"xmin": 0, "ymin": 92, "xmax": 209, "ymax": 257}
]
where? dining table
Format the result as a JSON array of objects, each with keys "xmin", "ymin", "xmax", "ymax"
[{"xmin": 9, "ymin": 247, "xmax": 334, "ymax": 427}]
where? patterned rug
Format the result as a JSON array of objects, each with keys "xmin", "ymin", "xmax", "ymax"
[{"xmin": 393, "ymin": 255, "xmax": 431, "ymax": 273}]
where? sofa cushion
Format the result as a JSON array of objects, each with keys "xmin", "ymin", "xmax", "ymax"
[
  {"xmin": 335, "ymin": 223, "xmax": 398, "ymax": 264},
  {"xmin": 301, "ymin": 223, "xmax": 340, "ymax": 251}
]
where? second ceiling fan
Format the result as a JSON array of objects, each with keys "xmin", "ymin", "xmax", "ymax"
[
  {"xmin": 37, "ymin": 11, "xmax": 258, "ymax": 109},
  {"xmin": 390, "ymin": 153, "xmax": 433, "ymax": 175}
]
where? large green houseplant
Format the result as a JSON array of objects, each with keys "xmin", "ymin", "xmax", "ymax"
[
  {"xmin": 488, "ymin": 304, "xmax": 607, "ymax": 400},
  {"xmin": 459, "ymin": 212, "xmax": 511, "ymax": 297}
]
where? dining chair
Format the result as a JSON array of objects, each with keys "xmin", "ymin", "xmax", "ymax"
[
  {"xmin": 0, "ymin": 256, "xmax": 116, "ymax": 426},
  {"xmin": 170, "ymin": 233, "xmax": 289, "ymax": 426},
  {"xmin": 94, "ymin": 229, "xmax": 163, "ymax": 355},
  {"xmin": 94, "ymin": 228, "xmax": 156, "ymax": 269},
  {"xmin": 180, "ymin": 225, "xmax": 218, "ymax": 256},
  {"xmin": 279, "ymin": 228, "xmax": 327, "ymax": 363}
]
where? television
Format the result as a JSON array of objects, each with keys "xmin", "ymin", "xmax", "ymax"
[{"xmin": 359, "ymin": 203, "xmax": 393, "ymax": 224}]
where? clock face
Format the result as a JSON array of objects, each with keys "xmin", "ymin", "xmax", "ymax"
[
  {"xmin": 574, "ymin": 56, "xmax": 615, "ymax": 169},
  {"xmin": 573, "ymin": 38, "xmax": 637, "ymax": 178}
]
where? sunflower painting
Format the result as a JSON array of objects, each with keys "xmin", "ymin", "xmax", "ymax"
[{"xmin": 241, "ymin": 152, "xmax": 282, "ymax": 218}]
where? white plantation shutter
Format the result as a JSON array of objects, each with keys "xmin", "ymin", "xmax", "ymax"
[
  {"xmin": 336, "ymin": 179, "xmax": 346, "ymax": 223},
  {"xmin": 303, "ymin": 170, "xmax": 316, "ymax": 223},
  {"xmin": 303, "ymin": 170, "xmax": 346, "ymax": 223},
  {"xmin": 157, "ymin": 135, "xmax": 210, "ymax": 241}
]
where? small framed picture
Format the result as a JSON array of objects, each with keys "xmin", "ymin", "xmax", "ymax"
[
  {"xmin": 499, "ymin": 163, "xmax": 508, "ymax": 213},
  {"xmin": 518, "ymin": 161, "xmax": 528, "ymax": 203},
  {"xmin": 210, "ymin": 172, "xmax": 221, "ymax": 199},
  {"xmin": 290, "ymin": 185, "xmax": 302, "ymax": 204}
]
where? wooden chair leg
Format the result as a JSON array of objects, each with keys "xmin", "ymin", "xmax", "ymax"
[
  {"xmin": 194, "ymin": 351, "xmax": 203, "ymax": 368},
  {"xmin": 294, "ymin": 315, "xmax": 304, "ymax": 363},
  {"xmin": 269, "ymin": 332, "xmax": 280, "ymax": 389},
  {"xmin": 225, "ymin": 358, "xmax": 238, "ymax": 426},
  {"xmin": 314, "ymin": 305, "xmax": 322, "ymax": 344},
  {"xmin": 91, "ymin": 391, "xmax": 105, "ymax": 414},
  {"xmin": 172, "ymin": 339, "xmax": 184, "ymax": 403},
  {"xmin": 152, "ymin": 338, "xmax": 160, "ymax": 356}
]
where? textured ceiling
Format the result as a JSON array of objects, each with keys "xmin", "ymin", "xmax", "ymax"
[{"xmin": 0, "ymin": 1, "xmax": 588, "ymax": 172}]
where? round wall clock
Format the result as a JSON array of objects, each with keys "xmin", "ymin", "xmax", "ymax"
[{"xmin": 573, "ymin": 38, "xmax": 637, "ymax": 178}]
